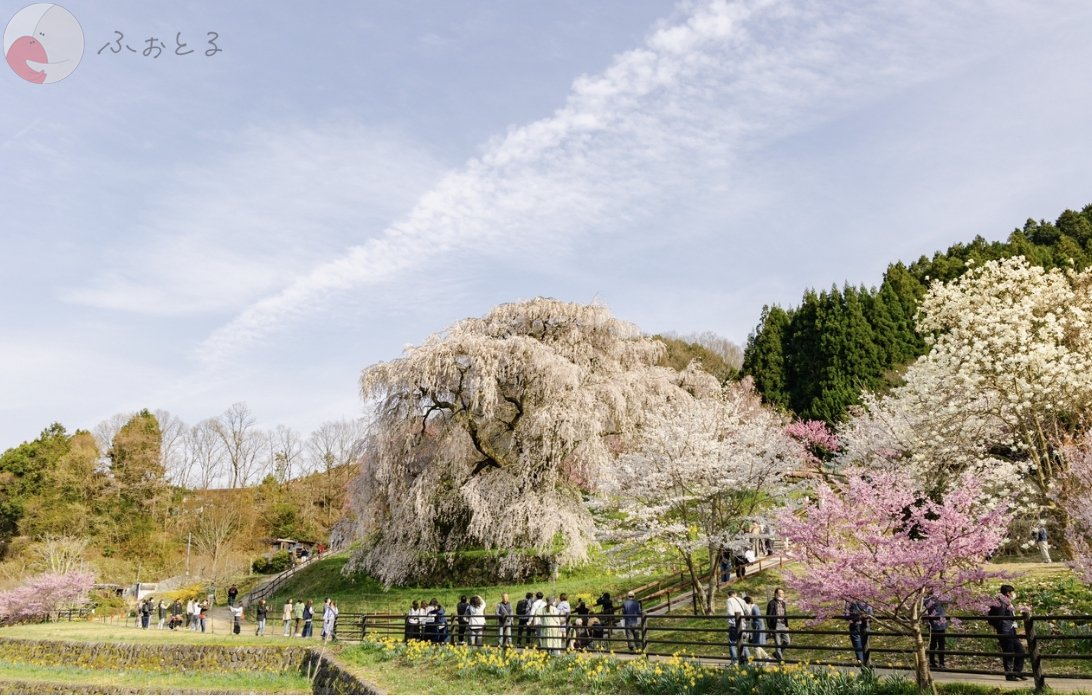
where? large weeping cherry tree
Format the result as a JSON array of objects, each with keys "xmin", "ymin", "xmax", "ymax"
[{"xmin": 345, "ymin": 298, "xmax": 691, "ymax": 585}]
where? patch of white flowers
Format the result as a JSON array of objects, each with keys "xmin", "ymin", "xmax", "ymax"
[{"xmin": 840, "ymin": 257, "xmax": 1092, "ymax": 517}]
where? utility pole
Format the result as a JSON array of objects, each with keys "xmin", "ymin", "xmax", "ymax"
[{"xmin": 186, "ymin": 532, "xmax": 192, "ymax": 575}]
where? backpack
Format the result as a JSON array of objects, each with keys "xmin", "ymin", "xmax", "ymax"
[{"xmin": 986, "ymin": 603, "xmax": 1003, "ymax": 630}]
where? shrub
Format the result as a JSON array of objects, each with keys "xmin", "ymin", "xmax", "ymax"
[{"xmin": 253, "ymin": 551, "xmax": 293, "ymax": 575}]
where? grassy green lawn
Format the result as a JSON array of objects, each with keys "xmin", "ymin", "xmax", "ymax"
[{"xmin": 0, "ymin": 659, "xmax": 310, "ymax": 694}]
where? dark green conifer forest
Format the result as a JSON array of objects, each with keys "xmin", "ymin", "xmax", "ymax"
[{"xmin": 742, "ymin": 205, "xmax": 1092, "ymax": 422}]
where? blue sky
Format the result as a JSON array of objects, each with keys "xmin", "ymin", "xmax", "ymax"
[{"xmin": 3, "ymin": 0, "xmax": 1092, "ymax": 446}]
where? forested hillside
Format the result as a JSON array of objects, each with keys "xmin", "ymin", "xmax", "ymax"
[
  {"xmin": 742, "ymin": 205, "xmax": 1092, "ymax": 422},
  {"xmin": 0, "ymin": 411, "xmax": 356, "ymax": 586}
]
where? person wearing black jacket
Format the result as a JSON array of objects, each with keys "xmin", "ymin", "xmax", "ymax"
[
  {"xmin": 456, "ymin": 595, "xmax": 469, "ymax": 645},
  {"xmin": 255, "ymin": 599, "xmax": 268, "ymax": 636},
  {"xmin": 845, "ymin": 599, "xmax": 873, "ymax": 666},
  {"xmin": 924, "ymin": 590, "xmax": 948, "ymax": 669},
  {"xmin": 766, "ymin": 588, "xmax": 790, "ymax": 661},
  {"xmin": 595, "ymin": 592, "xmax": 615, "ymax": 647},
  {"xmin": 515, "ymin": 593, "xmax": 532, "ymax": 647},
  {"xmin": 988, "ymin": 585, "xmax": 1027, "ymax": 681}
]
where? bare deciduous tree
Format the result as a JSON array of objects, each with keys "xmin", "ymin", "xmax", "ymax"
[
  {"xmin": 190, "ymin": 505, "xmax": 245, "ymax": 580},
  {"xmin": 92, "ymin": 412, "xmax": 133, "ymax": 468},
  {"xmin": 155, "ymin": 409, "xmax": 190, "ymax": 488},
  {"xmin": 267, "ymin": 424, "xmax": 304, "ymax": 483},
  {"xmin": 305, "ymin": 419, "xmax": 365, "ymax": 476},
  {"xmin": 212, "ymin": 403, "xmax": 263, "ymax": 488},
  {"xmin": 33, "ymin": 535, "xmax": 90, "ymax": 575},
  {"xmin": 186, "ymin": 419, "xmax": 225, "ymax": 490}
]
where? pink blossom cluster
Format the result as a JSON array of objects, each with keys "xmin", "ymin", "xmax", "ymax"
[
  {"xmin": 784, "ymin": 419, "xmax": 840, "ymax": 463},
  {"xmin": 0, "ymin": 571, "xmax": 94, "ymax": 625},
  {"xmin": 778, "ymin": 468, "xmax": 1012, "ymax": 624}
]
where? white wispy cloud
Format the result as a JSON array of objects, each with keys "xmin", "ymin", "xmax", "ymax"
[{"xmin": 190, "ymin": 0, "xmax": 1061, "ymax": 365}]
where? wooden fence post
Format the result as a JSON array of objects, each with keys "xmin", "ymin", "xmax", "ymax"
[{"xmin": 1024, "ymin": 612, "xmax": 1046, "ymax": 693}]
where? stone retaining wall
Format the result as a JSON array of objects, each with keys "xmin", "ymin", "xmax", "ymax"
[{"xmin": 308, "ymin": 652, "xmax": 381, "ymax": 694}]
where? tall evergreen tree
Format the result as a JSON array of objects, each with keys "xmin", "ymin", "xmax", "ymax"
[{"xmin": 741, "ymin": 305, "xmax": 792, "ymax": 410}]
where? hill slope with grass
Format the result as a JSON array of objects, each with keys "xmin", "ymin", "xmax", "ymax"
[{"xmin": 263, "ymin": 551, "xmax": 667, "ymax": 616}]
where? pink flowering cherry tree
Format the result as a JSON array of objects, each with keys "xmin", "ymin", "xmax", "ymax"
[
  {"xmin": 0, "ymin": 570, "xmax": 94, "ymax": 625},
  {"xmin": 778, "ymin": 468, "xmax": 1013, "ymax": 690}
]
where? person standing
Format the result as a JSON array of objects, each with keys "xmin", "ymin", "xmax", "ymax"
[
  {"xmin": 323, "ymin": 599, "xmax": 338, "ymax": 642},
  {"xmin": 139, "ymin": 598, "xmax": 152, "ymax": 629},
  {"xmin": 528, "ymin": 592, "xmax": 547, "ymax": 648},
  {"xmin": 594, "ymin": 592, "xmax": 614, "ymax": 648},
  {"xmin": 302, "ymin": 599, "xmax": 314, "ymax": 638},
  {"xmin": 255, "ymin": 599, "xmax": 268, "ymax": 637},
  {"xmin": 515, "ymin": 593, "xmax": 532, "ymax": 647},
  {"xmin": 184, "ymin": 598, "xmax": 193, "ymax": 629},
  {"xmin": 537, "ymin": 597, "xmax": 563, "ymax": 655},
  {"xmin": 496, "ymin": 593, "xmax": 513, "ymax": 648},
  {"xmin": 924, "ymin": 590, "xmax": 948, "ymax": 670},
  {"xmin": 282, "ymin": 598, "xmax": 294, "ymax": 637},
  {"xmin": 157, "ymin": 599, "xmax": 167, "ymax": 630},
  {"xmin": 293, "ymin": 597, "xmax": 305, "ymax": 636},
  {"xmin": 845, "ymin": 599, "xmax": 873, "ymax": 666},
  {"xmin": 1034, "ymin": 522, "xmax": 1052, "ymax": 563},
  {"xmin": 193, "ymin": 599, "xmax": 204, "ymax": 632},
  {"xmin": 744, "ymin": 595, "xmax": 766, "ymax": 652},
  {"xmin": 467, "ymin": 595, "xmax": 486, "ymax": 647},
  {"xmin": 321, "ymin": 598, "xmax": 333, "ymax": 640},
  {"xmin": 456, "ymin": 595, "xmax": 470, "ymax": 645},
  {"xmin": 169, "ymin": 599, "xmax": 183, "ymax": 630},
  {"xmin": 988, "ymin": 585, "xmax": 1027, "ymax": 681},
  {"xmin": 621, "ymin": 591, "xmax": 644, "ymax": 652},
  {"xmin": 725, "ymin": 589, "xmax": 749, "ymax": 664},
  {"xmin": 766, "ymin": 588, "xmax": 790, "ymax": 662},
  {"xmin": 557, "ymin": 593, "xmax": 572, "ymax": 648},
  {"xmin": 227, "ymin": 584, "xmax": 238, "ymax": 607},
  {"xmin": 230, "ymin": 602, "xmax": 243, "ymax": 635},
  {"xmin": 425, "ymin": 598, "xmax": 443, "ymax": 642}
]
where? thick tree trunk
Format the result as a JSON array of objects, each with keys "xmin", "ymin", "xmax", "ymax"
[{"xmin": 682, "ymin": 553, "xmax": 710, "ymax": 614}]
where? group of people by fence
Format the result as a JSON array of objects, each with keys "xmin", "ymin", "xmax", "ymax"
[
  {"xmin": 246, "ymin": 597, "xmax": 339, "ymax": 641},
  {"xmin": 401, "ymin": 590, "xmax": 646, "ymax": 654},
  {"xmin": 137, "ymin": 596, "xmax": 209, "ymax": 632},
  {"xmin": 724, "ymin": 584, "xmax": 1033, "ymax": 681}
]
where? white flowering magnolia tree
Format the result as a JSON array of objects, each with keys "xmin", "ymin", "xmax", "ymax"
[
  {"xmin": 601, "ymin": 377, "xmax": 804, "ymax": 614},
  {"xmin": 840, "ymin": 257, "xmax": 1092, "ymax": 518},
  {"xmin": 345, "ymin": 298, "xmax": 693, "ymax": 585}
]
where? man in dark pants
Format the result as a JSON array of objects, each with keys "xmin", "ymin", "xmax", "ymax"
[
  {"xmin": 988, "ymin": 584, "xmax": 1027, "ymax": 681},
  {"xmin": 924, "ymin": 590, "xmax": 949, "ymax": 669},
  {"xmin": 515, "ymin": 592, "xmax": 532, "ymax": 647},
  {"xmin": 845, "ymin": 599, "xmax": 872, "ymax": 666},
  {"xmin": 766, "ymin": 588, "xmax": 790, "ymax": 661},
  {"xmin": 456, "ymin": 595, "xmax": 469, "ymax": 645},
  {"xmin": 621, "ymin": 591, "xmax": 644, "ymax": 652}
]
